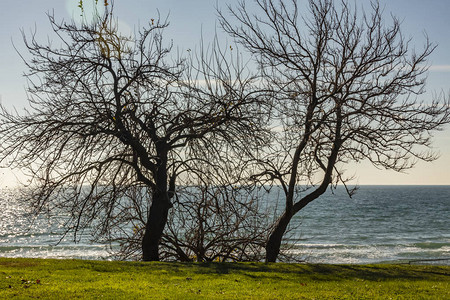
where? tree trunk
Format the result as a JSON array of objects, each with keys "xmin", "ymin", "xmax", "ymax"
[
  {"xmin": 142, "ymin": 188, "xmax": 170, "ymax": 261},
  {"xmin": 142, "ymin": 152, "xmax": 170, "ymax": 261},
  {"xmin": 265, "ymin": 212, "xmax": 293, "ymax": 262}
]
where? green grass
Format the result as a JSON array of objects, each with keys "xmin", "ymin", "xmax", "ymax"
[{"xmin": 0, "ymin": 258, "xmax": 448, "ymax": 299}]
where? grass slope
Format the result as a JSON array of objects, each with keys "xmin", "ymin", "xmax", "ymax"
[{"xmin": 0, "ymin": 258, "xmax": 448, "ymax": 299}]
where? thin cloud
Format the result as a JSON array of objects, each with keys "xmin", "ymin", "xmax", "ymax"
[{"xmin": 429, "ymin": 65, "xmax": 450, "ymax": 72}]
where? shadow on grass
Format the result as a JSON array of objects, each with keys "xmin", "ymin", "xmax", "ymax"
[
  {"xmin": 309, "ymin": 264, "xmax": 449, "ymax": 281},
  {"xmin": 0, "ymin": 259, "xmax": 40, "ymax": 268},
  {"xmin": 124, "ymin": 260, "xmax": 449, "ymax": 282},
  {"xmin": 190, "ymin": 262, "xmax": 450, "ymax": 282},
  {"xmin": 197, "ymin": 262, "xmax": 273, "ymax": 274},
  {"xmin": 1, "ymin": 258, "xmax": 448, "ymax": 283}
]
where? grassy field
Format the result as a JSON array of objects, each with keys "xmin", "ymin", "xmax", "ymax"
[{"xmin": 0, "ymin": 258, "xmax": 448, "ymax": 299}]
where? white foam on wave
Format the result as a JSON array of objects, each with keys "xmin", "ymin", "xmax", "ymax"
[
  {"xmin": 0, "ymin": 245, "xmax": 112, "ymax": 260},
  {"xmin": 287, "ymin": 242, "xmax": 450, "ymax": 264}
]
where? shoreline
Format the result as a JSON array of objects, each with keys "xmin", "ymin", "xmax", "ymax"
[{"xmin": 0, "ymin": 255, "xmax": 449, "ymax": 265}]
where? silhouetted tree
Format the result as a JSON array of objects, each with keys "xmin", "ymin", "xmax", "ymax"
[
  {"xmin": 0, "ymin": 5, "xmax": 266, "ymax": 261},
  {"xmin": 92, "ymin": 150, "xmax": 274, "ymax": 262},
  {"xmin": 219, "ymin": 0, "xmax": 450, "ymax": 262},
  {"xmin": 163, "ymin": 184, "xmax": 272, "ymax": 262}
]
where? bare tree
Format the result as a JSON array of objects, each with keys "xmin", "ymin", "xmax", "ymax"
[
  {"xmin": 219, "ymin": 0, "xmax": 450, "ymax": 262},
  {"xmin": 156, "ymin": 151, "xmax": 276, "ymax": 262},
  {"xmin": 94, "ymin": 148, "xmax": 274, "ymax": 262},
  {"xmin": 162, "ymin": 184, "xmax": 271, "ymax": 262},
  {"xmin": 0, "ymin": 4, "xmax": 266, "ymax": 261}
]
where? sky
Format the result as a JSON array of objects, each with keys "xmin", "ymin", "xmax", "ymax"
[{"xmin": 0, "ymin": 0, "xmax": 449, "ymax": 186}]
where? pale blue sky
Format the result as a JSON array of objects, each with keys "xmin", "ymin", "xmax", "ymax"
[{"xmin": 0, "ymin": 0, "xmax": 449, "ymax": 185}]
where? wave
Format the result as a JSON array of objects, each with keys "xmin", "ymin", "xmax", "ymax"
[
  {"xmin": 0, "ymin": 244, "xmax": 112, "ymax": 260},
  {"xmin": 286, "ymin": 242, "xmax": 450, "ymax": 264},
  {"xmin": 413, "ymin": 242, "xmax": 449, "ymax": 249}
]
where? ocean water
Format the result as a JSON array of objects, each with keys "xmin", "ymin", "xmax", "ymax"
[
  {"xmin": 287, "ymin": 185, "xmax": 450, "ymax": 264},
  {"xmin": 0, "ymin": 189, "xmax": 112, "ymax": 260},
  {"xmin": 0, "ymin": 186, "xmax": 449, "ymax": 264}
]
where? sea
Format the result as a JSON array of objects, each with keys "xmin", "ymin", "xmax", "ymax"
[{"xmin": 0, "ymin": 185, "xmax": 449, "ymax": 264}]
